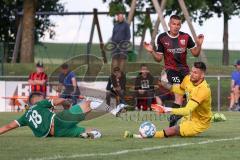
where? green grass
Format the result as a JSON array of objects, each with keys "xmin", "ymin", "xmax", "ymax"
[
  {"xmin": 0, "ymin": 112, "xmax": 240, "ymax": 160},
  {"xmin": 1, "ymin": 43, "xmax": 238, "ymax": 76},
  {"xmin": 0, "ymin": 43, "xmax": 238, "ymax": 110}
]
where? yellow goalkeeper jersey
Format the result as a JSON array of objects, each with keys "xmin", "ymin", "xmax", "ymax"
[{"xmin": 172, "ymin": 75, "xmax": 212, "ymax": 127}]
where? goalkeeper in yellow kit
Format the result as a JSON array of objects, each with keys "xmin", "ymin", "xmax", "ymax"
[{"xmin": 125, "ymin": 61, "xmax": 212, "ymax": 138}]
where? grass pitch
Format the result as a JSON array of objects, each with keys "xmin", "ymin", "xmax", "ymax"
[{"xmin": 0, "ymin": 112, "xmax": 240, "ymax": 160}]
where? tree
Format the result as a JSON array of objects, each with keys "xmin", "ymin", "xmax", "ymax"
[
  {"xmin": 197, "ymin": 0, "xmax": 240, "ymax": 65},
  {"xmin": 103, "ymin": 0, "xmax": 207, "ymax": 45},
  {"xmin": 0, "ymin": 0, "xmax": 64, "ymax": 62},
  {"xmin": 104, "ymin": 0, "xmax": 240, "ymax": 65},
  {"xmin": 20, "ymin": 0, "xmax": 36, "ymax": 63}
]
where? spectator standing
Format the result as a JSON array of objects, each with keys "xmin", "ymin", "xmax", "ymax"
[
  {"xmin": 28, "ymin": 62, "xmax": 48, "ymax": 96},
  {"xmin": 111, "ymin": 12, "xmax": 131, "ymax": 72},
  {"xmin": 229, "ymin": 60, "xmax": 240, "ymax": 111},
  {"xmin": 58, "ymin": 64, "xmax": 80, "ymax": 105}
]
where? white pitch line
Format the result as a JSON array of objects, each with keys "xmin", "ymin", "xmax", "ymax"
[{"xmin": 25, "ymin": 137, "xmax": 240, "ymax": 160}]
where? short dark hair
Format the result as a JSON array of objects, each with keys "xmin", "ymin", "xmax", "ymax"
[
  {"xmin": 28, "ymin": 92, "xmax": 45, "ymax": 105},
  {"xmin": 61, "ymin": 63, "xmax": 69, "ymax": 69},
  {"xmin": 140, "ymin": 64, "xmax": 147, "ymax": 68},
  {"xmin": 193, "ymin": 61, "xmax": 207, "ymax": 72},
  {"xmin": 36, "ymin": 61, "xmax": 44, "ymax": 68},
  {"xmin": 234, "ymin": 59, "xmax": 240, "ymax": 66},
  {"xmin": 170, "ymin": 15, "xmax": 181, "ymax": 21}
]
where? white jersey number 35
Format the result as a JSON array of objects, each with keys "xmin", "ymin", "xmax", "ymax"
[{"xmin": 29, "ymin": 110, "xmax": 42, "ymax": 128}]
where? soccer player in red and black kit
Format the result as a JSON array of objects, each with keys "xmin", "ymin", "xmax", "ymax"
[
  {"xmin": 28, "ymin": 62, "xmax": 48, "ymax": 96},
  {"xmin": 144, "ymin": 15, "xmax": 204, "ymax": 127}
]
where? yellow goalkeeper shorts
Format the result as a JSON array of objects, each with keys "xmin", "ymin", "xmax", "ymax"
[{"xmin": 179, "ymin": 119, "xmax": 210, "ymax": 137}]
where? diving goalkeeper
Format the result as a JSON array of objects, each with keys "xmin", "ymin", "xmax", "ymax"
[
  {"xmin": 125, "ymin": 62, "xmax": 212, "ymax": 138},
  {"xmin": 0, "ymin": 92, "xmax": 102, "ymax": 139}
]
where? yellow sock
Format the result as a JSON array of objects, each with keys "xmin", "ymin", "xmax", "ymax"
[{"xmin": 154, "ymin": 130, "xmax": 165, "ymax": 138}]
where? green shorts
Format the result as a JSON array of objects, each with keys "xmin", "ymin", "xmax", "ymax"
[{"xmin": 54, "ymin": 105, "xmax": 86, "ymax": 137}]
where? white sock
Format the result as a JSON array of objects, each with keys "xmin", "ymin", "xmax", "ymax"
[{"xmin": 133, "ymin": 134, "xmax": 142, "ymax": 139}]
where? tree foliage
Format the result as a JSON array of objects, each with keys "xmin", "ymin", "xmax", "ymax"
[
  {"xmin": 103, "ymin": 0, "xmax": 240, "ymax": 65},
  {"xmin": 198, "ymin": 0, "xmax": 240, "ymax": 20},
  {"xmin": 0, "ymin": 0, "xmax": 64, "ymax": 43}
]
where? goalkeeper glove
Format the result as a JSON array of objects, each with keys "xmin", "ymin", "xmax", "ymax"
[{"xmin": 151, "ymin": 104, "xmax": 172, "ymax": 114}]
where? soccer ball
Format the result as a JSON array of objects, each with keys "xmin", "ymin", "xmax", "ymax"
[{"xmin": 139, "ymin": 121, "xmax": 156, "ymax": 138}]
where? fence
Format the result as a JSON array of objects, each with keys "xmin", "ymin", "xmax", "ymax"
[{"xmin": 0, "ymin": 75, "xmax": 231, "ymax": 112}]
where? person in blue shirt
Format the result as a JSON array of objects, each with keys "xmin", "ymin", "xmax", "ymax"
[
  {"xmin": 229, "ymin": 60, "xmax": 240, "ymax": 111},
  {"xmin": 111, "ymin": 12, "xmax": 131, "ymax": 72},
  {"xmin": 58, "ymin": 64, "xmax": 80, "ymax": 106}
]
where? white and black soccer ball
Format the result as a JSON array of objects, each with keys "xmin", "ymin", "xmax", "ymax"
[{"xmin": 139, "ymin": 121, "xmax": 156, "ymax": 138}]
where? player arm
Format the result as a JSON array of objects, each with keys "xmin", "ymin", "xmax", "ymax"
[
  {"xmin": 0, "ymin": 120, "xmax": 19, "ymax": 135},
  {"xmin": 28, "ymin": 74, "xmax": 35, "ymax": 85},
  {"xmin": 28, "ymin": 79, "xmax": 36, "ymax": 85},
  {"xmin": 33, "ymin": 79, "xmax": 46, "ymax": 85},
  {"xmin": 171, "ymin": 100, "xmax": 199, "ymax": 116},
  {"xmin": 190, "ymin": 34, "xmax": 204, "ymax": 57},
  {"xmin": 143, "ymin": 42, "xmax": 163, "ymax": 62},
  {"xmin": 51, "ymin": 98, "xmax": 70, "ymax": 106},
  {"xmin": 190, "ymin": 45, "xmax": 201, "ymax": 57},
  {"xmin": 71, "ymin": 77, "xmax": 77, "ymax": 93},
  {"xmin": 40, "ymin": 74, "xmax": 48, "ymax": 85},
  {"xmin": 231, "ymin": 79, "xmax": 235, "ymax": 91},
  {"xmin": 151, "ymin": 51, "xmax": 164, "ymax": 62}
]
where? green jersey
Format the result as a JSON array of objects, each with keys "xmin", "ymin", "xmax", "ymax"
[{"xmin": 15, "ymin": 99, "xmax": 55, "ymax": 137}]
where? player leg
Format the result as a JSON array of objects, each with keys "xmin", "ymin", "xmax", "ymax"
[
  {"xmin": 154, "ymin": 120, "xmax": 204, "ymax": 138},
  {"xmin": 118, "ymin": 53, "xmax": 127, "ymax": 72},
  {"xmin": 229, "ymin": 92, "xmax": 235, "ymax": 111},
  {"xmin": 165, "ymin": 69, "xmax": 184, "ymax": 127},
  {"xmin": 154, "ymin": 125, "xmax": 180, "ymax": 138},
  {"xmin": 111, "ymin": 53, "xmax": 120, "ymax": 73},
  {"xmin": 124, "ymin": 125, "xmax": 180, "ymax": 139},
  {"xmin": 233, "ymin": 85, "xmax": 240, "ymax": 111},
  {"xmin": 54, "ymin": 103, "xmax": 101, "ymax": 138},
  {"xmin": 124, "ymin": 120, "xmax": 205, "ymax": 139}
]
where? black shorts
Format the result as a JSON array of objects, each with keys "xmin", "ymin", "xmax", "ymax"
[{"xmin": 166, "ymin": 69, "xmax": 189, "ymax": 84}]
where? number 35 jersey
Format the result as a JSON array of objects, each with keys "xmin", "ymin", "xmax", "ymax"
[{"xmin": 15, "ymin": 100, "xmax": 55, "ymax": 137}]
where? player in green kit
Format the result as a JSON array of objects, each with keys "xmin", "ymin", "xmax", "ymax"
[{"xmin": 0, "ymin": 92, "xmax": 102, "ymax": 139}]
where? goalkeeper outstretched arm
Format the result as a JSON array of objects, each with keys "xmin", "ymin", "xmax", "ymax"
[
  {"xmin": 152, "ymin": 99, "xmax": 199, "ymax": 116},
  {"xmin": 171, "ymin": 100, "xmax": 199, "ymax": 116}
]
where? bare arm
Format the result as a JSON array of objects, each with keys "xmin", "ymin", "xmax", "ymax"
[
  {"xmin": 0, "ymin": 121, "xmax": 19, "ymax": 135},
  {"xmin": 28, "ymin": 79, "xmax": 36, "ymax": 85},
  {"xmin": 190, "ymin": 45, "xmax": 201, "ymax": 57},
  {"xmin": 150, "ymin": 50, "xmax": 163, "ymax": 62},
  {"xmin": 71, "ymin": 77, "xmax": 77, "ymax": 93},
  {"xmin": 190, "ymin": 34, "xmax": 204, "ymax": 57},
  {"xmin": 51, "ymin": 98, "xmax": 68, "ymax": 106},
  {"xmin": 28, "ymin": 79, "xmax": 46, "ymax": 85},
  {"xmin": 143, "ymin": 42, "xmax": 163, "ymax": 62},
  {"xmin": 231, "ymin": 80, "xmax": 235, "ymax": 91},
  {"xmin": 34, "ymin": 79, "xmax": 47, "ymax": 85}
]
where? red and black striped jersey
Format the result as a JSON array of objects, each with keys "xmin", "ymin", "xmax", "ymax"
[
  {"xmin": 28, "ymin": 72, "xmax": 48, "ymax": 94},
  {"xmin": 155, "ymin": 31, "xmax": 195, "ymax": 71}
]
